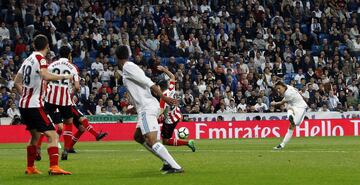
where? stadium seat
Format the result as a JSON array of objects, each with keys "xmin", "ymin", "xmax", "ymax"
[
  {"xmin": 300, "ymin": 24, "xmax": 309, "ymax": 34},
  {"xmin": 318, "ymin": 33, "xmax": 328, "ymax": 42},
  {"xmin": 73, "ymin": 57, "xmax": 84, "ymax": 70},
  {"xmin": 338, "ymin": 45, "xmax": 347, "ymax": 56},
  {"xmin": 311, "ymin": 45, "xmax": 321, "ymax": 56}
]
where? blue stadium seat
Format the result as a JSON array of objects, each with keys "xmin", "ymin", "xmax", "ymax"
[
  {"xmin": 89, "ymin": 50, "xmax": 98, "ymax": 59},
  {"xmin": 300, "ymin": 24, "xmax": 309, "ymax": 34},
  {"xmin": 175, "ymin": 57, "xmax": 186, "ymax": 64},
  {"xmin": 311, "ymin": 45, "xmax": 320, "ymax": 56},
  {"xmin": 339, "ymin": 44, "xmax": 347, "ymax": 56},
  {"xmin": 161, "ymin": 58, "xmax": 169, "ymax": 66},
  {"xmin": 73, "ymin": 57, "xmax": 84, "ymax": 70},
  {"xmin": 318, "ymin": 33, "xmax": 328, "ymax": 42}
]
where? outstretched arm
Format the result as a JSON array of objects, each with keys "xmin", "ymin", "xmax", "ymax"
[
  {"xmin": 157, "ymin": 65, "xmax": 175, "ymax": 82},
  {"xmin": 150, "ymin": 84, "xmax": 177, "ymax": 105}
]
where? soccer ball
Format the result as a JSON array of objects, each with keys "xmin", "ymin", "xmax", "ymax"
[{"xmin": 177, "ymin": 127, "xmax": 189, "ymax": 139}]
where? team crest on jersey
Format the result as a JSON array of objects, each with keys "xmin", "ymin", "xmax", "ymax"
[{"xmin": 40, "ymin": 59, "xmax": 47, "ymax": 65}]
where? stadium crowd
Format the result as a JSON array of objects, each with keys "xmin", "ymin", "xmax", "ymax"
[{"xmin": 0, "ymin": 0, "xmax": 359, "ymax": 121}]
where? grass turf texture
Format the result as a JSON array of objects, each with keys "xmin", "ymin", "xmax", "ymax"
[{"xmin": 0, "ymin": 137, "xmax": 359, "ymax": 185}]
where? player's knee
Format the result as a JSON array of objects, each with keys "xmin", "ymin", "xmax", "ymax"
[{"xmin": 134, "ymin": 133, "xmax": 144, "ymax": 144}]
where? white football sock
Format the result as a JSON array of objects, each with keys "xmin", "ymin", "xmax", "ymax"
[
  {"xmin": 281, "ymin": 129, "xmax": 294, "ymax": 148},
  {"xmin": 152, "ymin": 142, "xmax": 181, "ymax": 169},
  {"xmin": 143, "ymin": 142, "xmax": 168, "ymax": 165}
]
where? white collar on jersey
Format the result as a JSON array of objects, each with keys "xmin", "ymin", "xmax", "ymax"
[{"xmin": 33, "ymin": 51, "xmax": 45, "ymax": 57}]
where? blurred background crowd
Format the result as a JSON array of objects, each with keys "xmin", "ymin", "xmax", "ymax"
[{"xmin": 0, "ymin": 0, "xmax": 359, "ymax": 122}]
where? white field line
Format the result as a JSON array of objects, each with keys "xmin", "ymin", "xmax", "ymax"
[{"xmin": 1, "ymin": 148, "xmax": 359, "ymax": 153}]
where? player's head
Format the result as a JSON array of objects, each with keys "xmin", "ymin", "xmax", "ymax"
[
  {"xmin": 275, "ymin": 81, "xmax": 287, "ymax": 95},
  {"xmin": 59, "ymin": 46, "xmax": 72, "ymax": 60},
  {"xmin": 33, "ymin": 34, "xmax": 49, "ymax": 52},
  {"xmin": 115, "ymin": 45, "xmax": 129, "ymax": 61},
  {"xmin": 155, "ymin": 75, "xmax": 168, "ymax": 91}
]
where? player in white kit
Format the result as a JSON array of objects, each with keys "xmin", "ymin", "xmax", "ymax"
[
  {"xmin": 271, "ymin": 81, "xmax": 308, "ymax": 149},
  {"xmin": 115, "ymin": 45, "xmax": 183, "ymax": 174}
]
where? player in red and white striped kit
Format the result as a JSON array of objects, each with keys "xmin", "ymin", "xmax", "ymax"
[
  {"xmin": 40, "ymin": 46, "xmax": 107, "ymax": 160},
  {"xmin": 14, "ymin": 35, "xmax": 72, "ymax": 175},
  {"xmin": 156, "ymin": 66, "xmax": 195, "ymax": 153}
]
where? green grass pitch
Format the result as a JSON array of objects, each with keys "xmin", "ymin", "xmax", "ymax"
[{"xmin": 0, "ymin": 137, "xmax": 359, "ymax": 185}]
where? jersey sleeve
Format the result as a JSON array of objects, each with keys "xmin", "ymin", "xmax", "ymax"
[
  {"xmin": 159, "ymin": 98, "xmax": 166, "ymax": 109},
  {"xmin": 125, "ymin": 64, "xmax": 154, "ymax": 88},
  {"xmin": 35, "ymin": 55, "xmax": 48, "ymax": 69}
]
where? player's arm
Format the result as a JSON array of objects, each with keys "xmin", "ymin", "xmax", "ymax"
[
  {"xmin": 270, "ymin": 98, "xmax": 287, "ymax": 106},
  {"xmin": 157, "ymin": 65, "xmax": 175, "ymax": 82},
  {"xmin": 73, "ymin": 73, "xmax": 80, "ymax": 91},
  {"xmin": 40, "ymin": 68, "xmax": 72, "ymax": 81},
  {"xmin": 14, "ymin": 73, "xmax": 23, "ymax": 94},
  {"xmin": 150, "ymin": 85, "xmax": 177, "ymax": 105}
]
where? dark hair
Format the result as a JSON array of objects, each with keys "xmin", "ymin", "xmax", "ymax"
[
  {"xmin": 115, "ymin": 45, "xmax": 129, "ymax": 60},
  {"xmin": 59, "ymin": 46, "xmax": 71, "ymax": 58},
  {"xmin": 275, "ymin": 81, "xmax": 286, "ymax": 87},
  {"xmin": 33, "ymin": 34, "xmax": 48, "ymax": 51}
]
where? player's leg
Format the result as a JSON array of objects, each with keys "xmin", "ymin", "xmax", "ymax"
[
  {"xmin": 161, "ymin": 122, "xmax": 196, "ymax": 152},
  {"xmin": 19, "ymin": 108, "xmax": 42, "ymax": 175},
  {"xmin": 274, "ymin": 107, "xmax": 306, "ymax": 149},
  {"xmin": 68, "ymin": 124, "xmax": 85, "ymax": 152},
  {"xmin": 134, "ymin": 127, "xmax": 170, "ymax": 170},
  {"xmin": 71, "ymin": 106, "xmax": 107, "ymax": 140},
  {"xmin": 140, "ymin": 111, "xmax": 183, "ymax": 174},
  {"xmin": 35, "ymin": 133, "xmax": 45, "ymax": 161},
  {"xmin": 36, "ymin": 108, "xmax": 71, "ymax": 175},
  {"xmin": 26, "ymin": 129, "xmax": 43, "ymax": 174}
]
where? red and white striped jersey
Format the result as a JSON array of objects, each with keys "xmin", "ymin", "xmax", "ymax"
[
  {"xmin": 46, "ymin": 58, "xmax": 79, "ymax": 106},
  {"xmin": 160, "ymin": 81, "xmax": 182, "ymax": 124},
  {"xmin": 18, "ymin": 52, "xmax": 48, "ymax": 108}
]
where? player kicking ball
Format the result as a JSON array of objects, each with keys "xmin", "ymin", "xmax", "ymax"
[
  {"xmin": 271, "ymin": 81, "xmax": 308, "ymax": 150},
  {"xmin": 156, "ymin": 66, "xmax": 196, "ymax": 155},
  {"xmin": 116, "ymin": 45, "xmax": 183, "ymax": 174}
]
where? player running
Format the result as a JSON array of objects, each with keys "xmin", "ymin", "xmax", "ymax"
[
  {"xmin": 116, "ymin": 45, "xmax": 183, "ymax": 174},
  {"xmin": 14, "ymin": 34, "xmax": 72, "ymax": 175},
  {"xmin": 271, "ymin": 81, "xmax": 308, "ymax": 150},
  {"xmin": 156, "ymin": 65, "xmax": 195, "ymax": 154},
  {"xmin": 42, "ymin": 46, "xmax": 107, "ymax": 160}
]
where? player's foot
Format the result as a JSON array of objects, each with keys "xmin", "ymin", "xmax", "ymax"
[
  {"xmin": 289, "ymin": 115, "xmax": 295, "ymax": 127},
  {"xmin": 25, "ymin": 166, "xmax": 42, "ymax": 175},
  {"xmin": 96, "ymin": 131, "xmax": 108, "ymax": 141},
  {"xmin": 61, "ymin": 150, "xmax": 68, "ymax": 160},
  {"xmin": 67, "ymin": 148, "xmax": 77, "ymax": 153},
  {"xmin": 162, "ymin": 167, "xmax": 184, "ymax": 174},
  {"xmin": 187, "ymin": 140, "xmax": 196, "ymax": 152},
  {"xmin": 160, "ymin": 164, "xmax": 172, "ymax": 171},
  {"xmin": 273, "ymin": 144, "xmax": 284, "ymax": 150},
  {"xmin": 48, "ymin": 165, "xmax": 72, "ymax": 175}
]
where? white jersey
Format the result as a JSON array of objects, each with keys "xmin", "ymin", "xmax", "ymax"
[
  {"xmin": 122, "ymin": 61, "xmax": 159, "ymax": 112},
  {"xmin": 18, "ymin": 52, "xmax": 47, "ymax": 108},
  {"xmin": 46, "ymin": 58, "xmax": 79, "ymax": 106},
  {"xmin": 284, "ymin": 85, "xmax": 308, "ymax": 108}
]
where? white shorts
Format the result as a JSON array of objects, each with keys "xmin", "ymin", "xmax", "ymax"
[
  {"xmin": 287, "ymin": 107, "xmax": 306, "ymax": 126},
  {"xmin": 136, "ymin": 110, "xmax": 160, "ymax": 134}
]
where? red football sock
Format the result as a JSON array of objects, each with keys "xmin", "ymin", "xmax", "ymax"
[
  {"xmin": 81, "ymin": 119, "xmax": 99, "ymax": 137},
  {"xmin": 36, "ymin": 134, "xmax": 45, "ymax": 148},
  {"xmin": 47, "ymin": 147, "xmax": 59, "ymax": 167},
  {"xmin": 70, "ymin": 130, "xmax": 84, "ymax": 148},
  {"xmin": 167, "ymin": 138, "xmax": 189, "ymax": 146},
  {"xmin": 63, "ymin": 124, "xmax": 73, "ymax": 150},
  {"xmin": 27, "ymin": 145, "xmax": 37, "ymax": 167}
]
